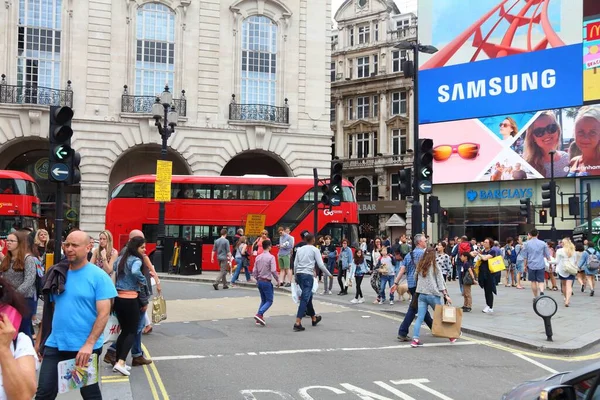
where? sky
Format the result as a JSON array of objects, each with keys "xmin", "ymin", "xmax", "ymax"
[{"xmin": 331, "ymin": 0, "xmax": 417, "ymax": 22}]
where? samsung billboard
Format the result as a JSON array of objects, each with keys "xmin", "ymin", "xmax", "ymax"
[{"xmin": 417, "ymin": 0, "xmax": 600, "ymax": 184}]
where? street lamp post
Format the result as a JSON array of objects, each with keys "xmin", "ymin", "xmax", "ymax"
[
  {"xmin": 152, "ymin": 85, "xmax": 178, "ymax": 272},
  {"xmin": 395, "ymin": 37, "xmax": 438, "ymax": 237}
]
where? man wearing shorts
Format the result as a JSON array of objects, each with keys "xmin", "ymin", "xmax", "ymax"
[
  {"xmin": 278, "ymin": 226, "xmax": 294, "ymax": 287},
  {"xmin": 522, "ymin": 229, "xmax": 551, "ymax": 299}
]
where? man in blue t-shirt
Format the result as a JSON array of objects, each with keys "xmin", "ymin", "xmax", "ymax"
[{"xmin": 36, "ymin": 230, "xmax": 117, "ymax": 399}]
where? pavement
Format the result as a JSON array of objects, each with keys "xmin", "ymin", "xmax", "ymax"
[
  {"xmin": 137, "ymin": 280, "xmax": 600, "ymax": 400},
  {"xmin": 157, "ymin": 270, "xmax": 600, "ymax": 354}
]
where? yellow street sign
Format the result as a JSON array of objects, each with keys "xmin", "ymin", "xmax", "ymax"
[
  {"xmin": 156, "ymin": 160, "xmax": 173, "ymax": 182},
  {"xmin": 154, "ymin": 181, "xmax": 172, "ymax": 202},
  {"xmin": 245, "ymin": 214, "xmax": 266, "ymax": 237}
]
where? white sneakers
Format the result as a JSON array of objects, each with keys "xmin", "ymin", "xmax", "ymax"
[
  {"xmin": 358, "ymin": 298, "xmax": 365, "ymax": 303},
  {"xmin": 482, "ymin": 306, "xmax": 494, "ymax": 313},
  {"xmin": 390, "ymin": 301, "xmax": 394, "ymax": 305},
  {"xmin": 350, "ymin": 298, "xmax": 359, "ymax": 304},
  {"xmin": 113, "ymin": 363, "xmax": 131, "ymax": 376}
]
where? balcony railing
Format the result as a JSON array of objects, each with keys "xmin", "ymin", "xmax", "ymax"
[
  {"xmin": 0, "ymin": 74, "xmax": 73, "ymax": 107},
  {"xmin": 340, "ymin": 154, "xmax": 413, "ymax": 170},
  {"xmin": 121, "ymin": 85, "xmax": 187, "ymax": 117},
  {"xmin": 229, "ymin": 94, "xmax": 289, "ymax": 124}
]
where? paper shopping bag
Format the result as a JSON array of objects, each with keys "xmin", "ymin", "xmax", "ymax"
[
  {"xmin": 152, "ymin": 295, "xmax": 167, "ymax": 324},
  {"xmin": 432, "ymin": 304, "xmax": 462, "ymax": 339},
  {"xmin": 488, "ymin": 256, "xmax": 506, "ymax": 273}
]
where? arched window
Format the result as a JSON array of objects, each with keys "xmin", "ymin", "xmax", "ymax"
[
  {"xmin": 355, "ymin": 178, "xmax": 371, "ymax": 202},
  {"xmin": 135, "ymin": 3, "xmax": 175, "ymax": 96},
  {"xmin": 17, "ymin": 0, "xmax": 62, "ymax": 89},
  {"xmin": 241, "ymin": 16, "xmax": 277, "ymax": 105}
]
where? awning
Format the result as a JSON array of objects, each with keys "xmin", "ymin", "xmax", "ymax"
[{"xmin": 385, "ymin": 214, "xmax": 406, "ymax": 227}]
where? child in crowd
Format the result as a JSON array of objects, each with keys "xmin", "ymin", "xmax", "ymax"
[
  {"xmin": 460, "ymin": 252, "xmax": 476, "ymax": 312},
  {"xmin": 378, "ymin": 247, "xmax": 396, "ymax": 305}
]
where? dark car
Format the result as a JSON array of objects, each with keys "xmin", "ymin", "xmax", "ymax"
[{"xmin": 503, "ymin": 361, "xmax": 600, "ymax": 399}]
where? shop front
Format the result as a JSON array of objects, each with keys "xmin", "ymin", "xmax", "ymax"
[
  {"xmin": 430, "ymin": 179, "xmax": 578, "ymax": 244},
  {"xmin": 358, "ymin": 200, "xmax": 406, "ymax": 240}
]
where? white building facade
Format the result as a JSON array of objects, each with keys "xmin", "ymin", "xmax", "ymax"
[
  {"xmin": 0, "ymin": 0, "xmax": 333, "ymax": 237},
  {"xmin": 331, "ymin": 0, "xmax": 415, "ymax": 239}
]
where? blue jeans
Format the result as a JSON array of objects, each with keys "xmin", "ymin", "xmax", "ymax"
[
  {"xmin": 109, "ymin": 309, "xmax": 146, "ymax": 357},
  {"xmin": 36, "ymin": 346, "xmax": 103, "ymax": 399},
  {"xmin": 398, "ymin": 287, "xmax": 433, "ymax": 337},
  {"xmin": 231, "ymin": 256, "xmax": 251, "ymax": 283},
  {"xmin": 257, "ymin": 281, "xmax": 274, "ymax": 315},
  {"xmin": 19, "ymin": 297, "xmax": 37, "ymax": 340},
  {"xmin": 323, "ymin": 258, "xmax": 336, "ymax": 291},
  {"xmin": 413, "ymin": 294, "xmax": 443, "ymax": 339},
  {"xmin": 379, "ymin": 275, "xmax": 395, "ymax": 301},
  {"xmin": 296, "ymin": 273, "xmax": 316, "ymax": 319}
]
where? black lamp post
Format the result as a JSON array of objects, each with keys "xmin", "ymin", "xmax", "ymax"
[
  {"xmin": 151, "ymin": 85, "xmax": 178, "ymax": 272},
  {"xmin": 394, "ymin": 38, "xmax": 438, "ymax": 236}
]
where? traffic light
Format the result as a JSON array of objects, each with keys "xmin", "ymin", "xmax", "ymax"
[
  {"xmin": 541, "ymin": 181, "xmax": 556, "ymax": 218},
  {"xmin": 539, "ymin": 209, "xmax": 548, "ymax": 224},
  {"xmin": 568, "ymin": 196, "xmax": 580, "ymax": 216},
  {"xmin": 328, "ymin": 159, "xmax": 343, "ymax": 206},
  {"xmin": 440, "ymin": 208, "xmax": 449, "ymax": 224},
  {"xmin": 427, "ymin": 195, "xmax": 440, "ymax": 222},
  {"xmin": 48, "ymin": 106, "xmax": 80, "ymax": 185},
  {"xmin": 519, "ymin": 198, "xmax": 531, "ymax": 223},
  {"xmin": 320, "ymin": 184, "xmax": 330, "ymax": 206},
  {"xmin": 398, "ymin": 167, "xmax": 412, "ymax": 197},
  {"xmin": 417, "ymin": 138, "xmax": 433, "ymax": 195}
]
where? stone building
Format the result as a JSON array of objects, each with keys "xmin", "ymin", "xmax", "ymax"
[
  {"xmin": 0, "ymin": 0, "xmax": 333, "ymax": 237},
  {"xmin": 331, "ymin": 0, "xmax": 415, "ymax": 239}
]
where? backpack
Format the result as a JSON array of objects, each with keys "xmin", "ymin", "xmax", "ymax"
[
  {"xmin": 507, "ymin": 246, "xmax": 517, "ymax": 264},
  {"xmin": 587, "ymin": 248, "xmax": 600, "ymax": 271},
  {"xmin": 458, "ymin": 242, "xmax": 471, "ymax": 255}
]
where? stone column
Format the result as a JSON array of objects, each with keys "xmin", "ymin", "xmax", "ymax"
[
  {"xmin": 378, "ymin": 91, "xmax": 388, "ymax": 155},
  {"xmin": 78, "ymin": 181, "xmax": 110, "ymax": 239},
  {"xmin": 335, "ymin": 96, "xmax": 345, "ymax": 158}
]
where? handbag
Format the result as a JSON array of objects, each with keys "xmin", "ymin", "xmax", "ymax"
[
  {"xmin": 563, "ymin": 258, "xmax": 578, "ymax": 275},
  {"xmin": 488, "ymin": 256, "xmax": 506, "ymax": 273},
  {"xmin": 463, "ymin": 270, "xmax": 474, "ymax": 286},
  {"xmin": 151, "ymin": 295, "xmax": 167, "ymax": 324},
  {"xmin": 103, "ymin": 312, "xmax": 121, "ymax": 344}
]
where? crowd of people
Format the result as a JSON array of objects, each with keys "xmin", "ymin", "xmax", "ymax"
[{"xmin": 0, "ymin": 225, "xmax": 163, "ymax": 398}]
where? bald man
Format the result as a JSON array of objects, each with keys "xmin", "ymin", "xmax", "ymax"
[{"xmin": 36, "ymin": 230, "xmax": 117, "ymax": 399}]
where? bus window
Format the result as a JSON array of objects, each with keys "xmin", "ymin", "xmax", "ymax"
[
  {"xmin": 191, "ymin": 184, "xmax": 211, "ymax": 199},
  {"xmin": 112, "ymin": 183, "xmax": 152, "ymax": 198},
  {"xmin": 191, "ymin": 225, "xmax": 210, "ymax": 241},
  {"xmin": 165, "ymin": 225, "xmax": 180, "ymax": 238},
  {"xmin": 0, "ymin": 179, "xmax": 15, "ymax": 194},
  {"xmin": 342, "ymin": 186, "xmax": 355, "ymax": 202},
  {"xmin": 240, "ymin": 185, "xmax": 270, "ymax": 200},
  {"xmin": 318, "ymin": 224, "xmax": 358, "ymax": 247}
]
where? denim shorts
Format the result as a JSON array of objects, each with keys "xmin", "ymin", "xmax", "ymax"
[{"xmin": 528, "ymin": 269, "xmax": 545, "ymax": 283}]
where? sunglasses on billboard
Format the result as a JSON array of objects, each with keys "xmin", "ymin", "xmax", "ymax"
[
  {"xmin": 433, "ymin": 143, "xmax": 480, "ymax": 162},
  {"xmin": 531, "ymin": 123, "xmax": 559, "ymax": 138}
]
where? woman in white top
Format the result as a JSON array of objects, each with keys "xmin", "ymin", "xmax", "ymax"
[{"xmin": 555, "ymin": 238, "xmax": 577, "ymax": 307}]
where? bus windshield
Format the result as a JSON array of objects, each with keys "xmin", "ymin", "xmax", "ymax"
[
  {"xmin": 0, "ymin": 216, "xmax": 38, "ymax": 239},
  {"xmin": 0, "ymin": 179, "xmax": 38, "ymax": 197}
]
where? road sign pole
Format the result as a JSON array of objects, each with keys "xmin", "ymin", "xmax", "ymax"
[
  {"xmin": 313, "ymin": 168, "xmax": 319, "ymax": 236},
  {"xmin": 53, "ymin": 182, "xmax": 64, "ymax": 264}
]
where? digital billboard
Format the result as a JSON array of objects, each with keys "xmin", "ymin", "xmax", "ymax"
[
  {"xmin": 417, "ymin": 0, "xmax": 584, "ymax": 124},
  {"xmin": 584, "ymin": 0, "xmax": 600, "ymax": 103},
  {"xmin": 420, "ymin": 105, "xmax": 600, "ymax": 184}
]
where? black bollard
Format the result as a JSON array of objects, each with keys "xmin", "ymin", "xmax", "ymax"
[{"xmin": 533, "ymin": 296, "xmax": 558, "ymax": 342}]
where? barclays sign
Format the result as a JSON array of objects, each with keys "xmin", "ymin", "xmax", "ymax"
[{"xmin": 466, "ymin": 188, "xmax": 533, "ymax": 202}]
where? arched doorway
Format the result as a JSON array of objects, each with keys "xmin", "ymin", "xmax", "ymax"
[
  {"xmin": 0, "ymin": 137, "xmax": 77, "ymax": 235},
  {"xmin": 109, "ymin": 144, "xmax": 191, "ymax": 191},
  {"xmin": 221, "ymin": 151, "xmax": 291, "ymax": 177}
]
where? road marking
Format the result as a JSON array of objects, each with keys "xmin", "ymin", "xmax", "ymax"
[
  {"xmin": 149, "ymin": 341, "xmax": 476, "ymax": 362},
  {"xmin": 101, "ymin": 377, "xmax": 130, "ymax": 384},
  {"xmin": 142, "ymin": 344, "xmax": 170, "ymax": 400},
  {"xmin": 364, "ymin": 309, "xmax": 600, "ymax": 363},
  {"xmin": 514, "ymin": 353, "xmax": 559, "ymax": 373},
  {"xmin": 142, "ymin": 361, "xmax": 160, "ymax": 400},
  {"xmin": 391, "ymin": 379, "xmax": 454, "ymax": 400}
]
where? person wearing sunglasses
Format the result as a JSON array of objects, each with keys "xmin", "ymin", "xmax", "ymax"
[
  {"xmin": 499, "ymin": 117, "xmax": 518, "ymax": 141},
  {"xmin": 523, "ymin": 111, "xmax": 569, "ymax": 178},
  {"xmin": 567, "ymin": 106, "xmax": 600, "ymax": 177}
]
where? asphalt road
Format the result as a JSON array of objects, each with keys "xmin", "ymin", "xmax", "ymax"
[{"xmin": 122, "ymin": 281, "xmax": 600, "ymax": 400}]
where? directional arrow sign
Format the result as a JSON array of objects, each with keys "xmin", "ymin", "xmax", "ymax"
[
  {"xmin": 50, "ymin": 163, "xmax": 70, "ymax": 182},
  {"xmin": 330, "ymin": 195, "xmax": 341, "ymax": 206},
  {"xmin": 420, "ymin": 167, "xmax": 432, "ymax": 179},
  {"xmin": 332, "ymin": 185, "xmax": 341, "ymax": 194},
  {"xmin": 418, "ymin": 180, "xmax": 432, "ymax": 194},
  {"xmin": 54, "ymin": 145, "xmax": 72, "ymax": 161}
]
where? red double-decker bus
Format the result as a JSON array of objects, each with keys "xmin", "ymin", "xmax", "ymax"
[
  {"xmin": 0, "ymin": 171, "xmax": 41, "ymax": 239},
  {"xmin": 105, "ymin": 174, "xmax": 358, "ymax": 271}
]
